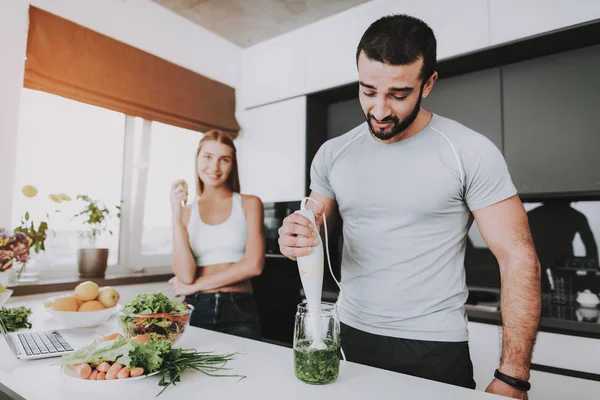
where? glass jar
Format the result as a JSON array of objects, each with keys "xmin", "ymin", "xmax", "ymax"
[
  {"xmin": 293, "ymin": 302, "xmax": 341, "ymax": 384},
  {"xmin": 15, "ymin": 250, "xmax": 44, "ymax": 284}
]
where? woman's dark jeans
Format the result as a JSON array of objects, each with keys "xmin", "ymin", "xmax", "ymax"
[{"xmin": 184, "ymin": 291, "xmax": 261, "ymax": 340}]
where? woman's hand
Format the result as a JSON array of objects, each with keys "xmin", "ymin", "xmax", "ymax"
[
  {"xmin": 168, "ymin": 276, "xmax": 198, "ymax": 297},
  {"xmin": 170, "ymin": 179, "xmax": 188, "ymax": 216}
]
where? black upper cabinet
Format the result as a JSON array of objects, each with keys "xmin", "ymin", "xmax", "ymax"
[
  {"xmin": 308, "ymin": 23, "xmax": 600, "ymax": 198},
  {"xmin": 424, "ymin": 68, "xmax": 503, "ymax": 150},
  {"xmin": 502, "ymin": 45, "xmax": 600, "ymax": 195}
]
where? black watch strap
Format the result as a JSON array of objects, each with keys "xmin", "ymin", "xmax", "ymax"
[{"xmin": 494, "ymin": 369, "xmax": 531, "ymax": 392}]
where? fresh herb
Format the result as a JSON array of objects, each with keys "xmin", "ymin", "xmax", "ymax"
[
  {"xmin": 0, "ymin": 306, "xmax": 33, "ymax": 332},
  {"xmin": 60, "ymin": 337, "xmax": 245, "ymax": 396},
  {"xmin": 156, "ymin": 348, "xmax": 245, "ymax": 396},
  {"xmin": 294, "ymin": 339, "xmax": 340, "ymax": 384}
]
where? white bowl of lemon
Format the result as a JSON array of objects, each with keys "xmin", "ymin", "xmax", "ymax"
[{"xmin": 45, "ymin": 281, "xmax": 121, "ymax": 328}]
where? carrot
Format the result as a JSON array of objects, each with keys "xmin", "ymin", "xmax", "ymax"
[
  {"xmin": 132, "ymin": 334, "xmax": 151, "ymax": 343},
  {"xmin": 96, "ymin": 361, "xmax": 111, "ymax": 372},
  {"xmin": 102, "ymin": 333, "xmax": 122, "ymax": 341},
  {"xmin": 73, "ymin": 363, "xmax": 92, "ymax": 379},
  {"xmin": 89, "ymin": 370, "xmax": 98, "ymax": 380},
  {"xmin": 105, "ymin": 363, "xmax": 123, "ymax": 380},
  {"xmin": 97, "ymin": 372, "xmax": 106, "ymax": 380},
  {"xmin": 129, "ymin": 367, "xmax": 144, "ymax": 377},
  {"xmin": 117, "ymin": 368, "xmax": 130, "ymax": 379}
]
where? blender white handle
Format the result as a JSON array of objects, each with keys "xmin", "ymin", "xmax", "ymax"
[
  {"xmin": 298, "ymin": 197, "xmax": 346, "ymax": 361},
  {"xmin": 299, "ymin": 198, "xmax": 343, "ymax": 303}
]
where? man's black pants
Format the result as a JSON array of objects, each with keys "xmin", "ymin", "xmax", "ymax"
[{"xmin": 341, "ymin": 322, "xmax": 477, "ymax": 389}]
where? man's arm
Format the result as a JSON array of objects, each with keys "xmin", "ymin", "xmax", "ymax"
[{"xmin": 473, "ymin": 195, "xmax": 541, "ymax": 396}]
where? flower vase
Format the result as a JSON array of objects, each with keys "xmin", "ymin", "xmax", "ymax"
[
  {"xmin": 15, "ymin": 250, "xmax": 44, "ymax": 284},
  {"xmin": 0, "ymin": 270, "xmax": 10, "ymax": 289}
]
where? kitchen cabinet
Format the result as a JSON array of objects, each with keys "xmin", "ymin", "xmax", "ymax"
[
  {"xmin": 489, "ymin": 0, "xmax": 600, "ymax": 46},
  {"xmin": 528, "ymin": 370, "xmax": 600, "ymax": 400},
  {"xmin": 532, "ymin": 330, "xmax": 600, "ymax": 374},
  {"xmin": 236, "ymin": 96, "xmax": 307, "ymax": 202},
  {"xmin": 502, "ymin": 44, "xmax": 600, "ymax": 194},
  {"xmin": 468, "ymin": 321, "xmax": 502, "ymax": 391},
  {"xmin": 424, "ymin": 68, "xmax": 503, "ymax": 150},
  {"xmin": 251, "ymin": 256, "xmax": 302, "ymax": 346},
  {"xmin": 471, "ymin": 321, "xmax": 600, "ymax": 398}
]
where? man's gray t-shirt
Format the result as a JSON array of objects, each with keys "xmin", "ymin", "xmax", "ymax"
[{"xmin": 310, "ymin": 114, "xmax": 517, "ymax": 341}]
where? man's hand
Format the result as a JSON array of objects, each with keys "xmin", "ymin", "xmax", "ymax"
[
  {"xmin": 277, "ymin": 201, "xmax": 324, "ymax": 261},
  {"xmin": 485, "ymin": 378, "xmax": 528, "ymax": 399},
  {"xmin": 168, "ymin": 276, "xmax": 198, "ymax": 296}
]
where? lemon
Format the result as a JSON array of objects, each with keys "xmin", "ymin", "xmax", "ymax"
[
  {"xmin": 21, "ymin": 185, "xmax": 38, "ymax": 198},
  {"xmin": 49, "ymin": 194, "xmax": 62, "ymax": 203},
  {"xmin": 58, "ymin": 193, "xmax": 72, "ymax": 201}
]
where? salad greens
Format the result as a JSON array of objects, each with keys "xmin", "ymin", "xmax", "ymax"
[
  {"xmin": 294, "ymin": 339, "xmax": 340, "ymax": 384},
  {"xmin": 60, "ymin": 337, "xmax": 244, "ymax": 396},
  {"xmin": 120, "ymin": 292, "xmax": 192, "ymax": 343},
  {"xmin": 121, "ymin": 292, "xmax": 188, "ymax": 316},
  {"xmin": 60, "ymin": 337, "xmax": 170, "ymax": 371},
  {"xmin": 0, "ymin": 306, "xmax": 32, "ymax": 332}
]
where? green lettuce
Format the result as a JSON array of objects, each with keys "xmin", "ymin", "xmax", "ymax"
[
  {"xmin": 59, "ymin": 337, "xmax": 172, "ymax": 372},
  {"xmin": 120, "ymin": 292, "xmax": 188, "ymax": 317},
  {"xmin": 59, "ymin": 337, "xmax": 134, "ymax": 367}
]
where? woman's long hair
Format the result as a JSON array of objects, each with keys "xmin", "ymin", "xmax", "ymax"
[{"xmin": 195, "ymin": 129, "xmax": 240, "ymax": 197}]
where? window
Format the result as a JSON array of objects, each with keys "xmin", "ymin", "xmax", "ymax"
[
  {"xmin": 140, "ymin": 122, "xmax": 203, "ymax": 257},
  {"xmin": 12, "ymin": 89, "xmax": 125, "ymax": 268},
  {"xmin": 9, "ymin": 90, "xmax": 207, "ymax": 274}
]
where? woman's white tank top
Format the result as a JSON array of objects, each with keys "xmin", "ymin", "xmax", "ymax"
[{"xmin": 187, "ymin": 192, "xmax": 246, "ymax": 266}]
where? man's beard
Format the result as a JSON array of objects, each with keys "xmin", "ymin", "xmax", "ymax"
[{"xmin": 366, "ymin": 90, "xmax": 423, "ymax": 141}]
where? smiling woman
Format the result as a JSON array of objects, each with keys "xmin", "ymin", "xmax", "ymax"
[{"xmin": 168, "ymin": 130, "xmax": 265, "ymax": 340}]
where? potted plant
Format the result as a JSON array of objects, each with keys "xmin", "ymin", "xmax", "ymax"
[{"xmin": 73, "ymin": 195, "xmax": 120, "ymax": 278}]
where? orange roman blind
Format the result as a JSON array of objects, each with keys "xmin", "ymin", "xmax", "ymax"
[{"xmin": 24, "ymin": 6, "xmax": 240, "ymax": 136}]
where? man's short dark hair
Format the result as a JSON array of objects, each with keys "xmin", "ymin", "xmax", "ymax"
[{"xmin": 356, "ymin": 14, "xmax": 437, "ymax": 81}]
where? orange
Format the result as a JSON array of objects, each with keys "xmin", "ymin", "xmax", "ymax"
[
  {"xmin": 52, "ymin": 296, "xmax": 79, "ymax": 312},
  {"xmin": 78, "ymin": 300, "xmax": 105, "ymax": 312}
]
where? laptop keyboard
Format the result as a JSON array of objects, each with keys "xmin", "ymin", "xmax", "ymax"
[{"xmin": 17, "ymin": 331, "xmax": 73, "ymax": 356}]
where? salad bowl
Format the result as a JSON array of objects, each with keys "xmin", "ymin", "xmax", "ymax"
[{"xmin": 118, "ymin": 292, "xmax": 194, "ymax": 344}]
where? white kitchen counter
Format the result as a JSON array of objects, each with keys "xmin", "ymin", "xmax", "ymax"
[{"xmin": 0, "ymin": 293, "xmax": 509, "ymax": 400}]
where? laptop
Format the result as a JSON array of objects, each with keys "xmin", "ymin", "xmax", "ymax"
[{"xmin": 0, "ymin": 317, "xmax": 76, "ymax": 360}]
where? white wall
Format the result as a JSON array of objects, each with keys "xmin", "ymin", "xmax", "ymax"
[
  {"xmin": 0, "ymin": 0, "xmax": 242, "ymax": 228},
  {"xmin": 0, "ymin": 0, "xmax": 29, "ymax": 229},
  {"xmin": 240, "ymin": 0, "xmax": 490, "ymax": 110},
  {"xmin": 236, "ymin": 97, "xmax": 306, "ymax": 202},
  {"xmin": 489, "ymin": 0, "xmax": 600, "ymax": 46}
]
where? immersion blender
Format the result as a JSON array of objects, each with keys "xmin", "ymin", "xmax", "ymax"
[{"xmin": 295, "ymin": 198, "xmax": 326, "ymax": 349}]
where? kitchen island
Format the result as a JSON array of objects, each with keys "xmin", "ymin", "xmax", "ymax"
[{"xmin": 0, "ymin": 295, "xmax": 508, "ymax": 400}]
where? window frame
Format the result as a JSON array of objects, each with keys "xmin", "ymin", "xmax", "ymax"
[{"xmin": 5, "ymin": 91, "xmax": 177, "ymax": 281}]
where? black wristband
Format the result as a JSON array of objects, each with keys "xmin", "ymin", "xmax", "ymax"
[{"xmin": 494, "ymin": 369, "xmax": 531, "ymax": 392}]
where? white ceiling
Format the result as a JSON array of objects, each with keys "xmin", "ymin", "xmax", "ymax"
[{"xmin": 151, "ymin": 0, "xmax": 372, "ymax": 47}]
